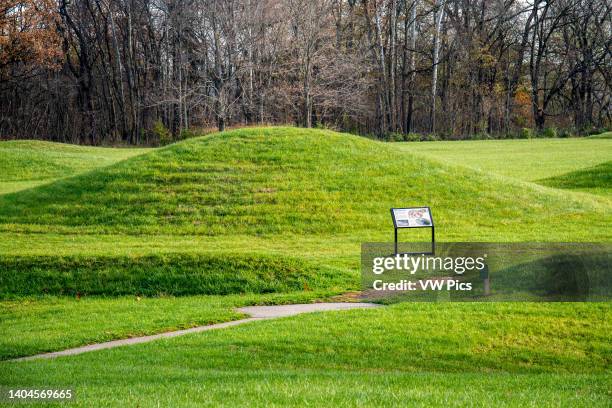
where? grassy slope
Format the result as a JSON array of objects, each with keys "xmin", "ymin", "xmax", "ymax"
[
  {"xmin": 0, "ymin": 253, "xmax": 351, "ymax": 297},
  {"xmin": 0, "ymin": 128, "xmax": 609, "ymax": 241},
  {"xmin": 539, "ymin": 161, "xmax": 611, "ymax": 195},
  {"xmin": 1, "ymin": 128, "xmax": 611, "ymax": 348},
  {"xmin": 0, "ymin": 140, "xmax": 150, "ymax": 194},
  {"xmin": 1, "ymin": 128, "xmax": 611, "ymax": 406},
  {"xmin": 0, "ymin": 128, "xmax": 610, "ymax": 299},
  {"xmin": 3, "ymin": 303, "xmax": 610, "ymax": 407},
  {"xmin": 397, "ymin": 137, "xmax": 611, "ymax": 183},
  {"xmin": 587, "ymin": 131, "xmax": 612, "ymax": 139}
]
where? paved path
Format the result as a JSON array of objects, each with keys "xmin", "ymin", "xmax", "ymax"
[
  {"xmin": 237, "ymin": 302, "xmax": 380, "ymax": 318},
  {"xmin": 13, "ymin": 302, "xmax": 380, "ymax": 362}
]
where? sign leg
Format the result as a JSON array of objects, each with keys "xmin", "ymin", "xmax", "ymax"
[
  {"xmin": 431, "ymin": 226, "xmax": 435, "ymax": 255},
  {"xmin": 394, "ymin": 228, "xmax": 398, "ymax": 255}
]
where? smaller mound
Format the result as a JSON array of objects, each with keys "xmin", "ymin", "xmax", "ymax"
[
  {"xmin": 587, "ymin": 131, "xmax": 612, "ymax": 139},
  {"xmin": 0, "ymin": 253, "xmax": 352, "ymax": 297},
  {"xmin": 538, "ymin": 161, "xmax": 611, "ymax": 196},
  {"xmin": 0, "ymin": 140, "xmax": 149, "ymax": 194}
]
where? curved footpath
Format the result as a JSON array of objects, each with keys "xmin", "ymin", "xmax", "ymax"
[{"xmin": 12, "ymin": 303, "xmax": 381, "ymax": 362}]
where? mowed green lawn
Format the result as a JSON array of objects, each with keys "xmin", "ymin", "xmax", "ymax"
[
  {"xmin": 0, "ymin": 291, "xmax": 332, "ymax": 360},
  {"xmin": 397, "ymin": 137, "xmax": 611, "ymax": 195},
  {"xmin": 0, "ymin": 140, "xmax": 150, "ymax": 195},
  {"xmin": 1, "ymin": 128, "xmax": 610, "ymax": 406},
  {"xmin": 3, "ymin": 303, "xmax": 610, "ymax": 406}
]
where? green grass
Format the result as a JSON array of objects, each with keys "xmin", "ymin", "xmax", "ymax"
[
  {"xmin": 0, "ymin": 128, "xmax": 609, "ymax": 241},
  {"xmin": 539, "ymin": 161, "xmax": 611, "ymax": 195},
  {"xmin": 397, "ymin": 137, "xmax": 611, "ymax": 182},
  {"xmin": 2, "ymin": 303, "xmax": 610, "ymax": 406},
  {"xmin": 0, "ymin": 253, "xmax": 351, "ymax": 298},
  {"xmin": 0, "ymin": 140, "xmax": 150, "ymax": 194},
  {"xmin": 0, "ymin": 128, "xmax": 609, "ymax": 301},
  {"xmin": 0, "ymin": 128, "xmax": 611, "ymax": 349},
  {"xmin": 587, "ymin": 131, "xmax": 612, "ymax": 139},
  {"xmin": 0, "ymin": 291, "xmax": 332, "ymax": 360},
  {"xmin": 1, "ymin": 128, "xmax": 611, "ymax": 406}
]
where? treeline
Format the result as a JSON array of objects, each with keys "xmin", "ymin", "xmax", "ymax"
[{"xmin": 0, "ymin": 0, "xmax": 610, "ymax": 144}]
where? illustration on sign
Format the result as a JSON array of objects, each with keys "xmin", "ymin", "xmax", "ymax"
[{"xmin": 392, "ymin": 207, "xmax": 432, "ymax": 228}]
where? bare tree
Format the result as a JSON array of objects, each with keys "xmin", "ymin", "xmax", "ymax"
[
  {"xmin": 429, "ymin": 0, "xmax": 446, "ymax": 133},
  {"xmin": 1, "ymin": 0, "xmax": 609, "ymax": 142}
]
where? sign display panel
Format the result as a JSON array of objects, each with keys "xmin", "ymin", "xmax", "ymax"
[{"xmin": 392, "ymin": 207, "xmax": 433, "ymax": 228}]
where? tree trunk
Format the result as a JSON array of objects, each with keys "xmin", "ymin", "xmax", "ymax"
[
  {"xmin": 304, "ymin": 56, "xmax": 312, "ymax": 128},
  {"xmin": 430, "ymin": 0, "xmax": 446, "ymax": 133},
  {"xmin": 389, "ymin": 0, "xmax": 397, "ymax": 131},
  {"xmin": 407, "ymin": 0, "xmax": 418, "ymax": 133}
]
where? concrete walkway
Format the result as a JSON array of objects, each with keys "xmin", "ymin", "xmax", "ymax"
[{"xmin": 14, "ymin": 302, "xmax": 380, "ymax": 362}]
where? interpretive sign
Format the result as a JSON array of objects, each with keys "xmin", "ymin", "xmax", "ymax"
[
  {"xmin": 390, "ymin": 207, "xmax": 435, "ymax": 255},
  {"xmin": 391, "ymin": 207, "xmax": 433, "ymax": 228}
]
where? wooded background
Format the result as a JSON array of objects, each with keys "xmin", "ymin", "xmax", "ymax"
[{"xmin": 1, "ymin": 0, "xmax": 610, "ymax": 144}]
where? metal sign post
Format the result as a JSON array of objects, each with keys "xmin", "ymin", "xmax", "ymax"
[{"xmin": 390, "ymin": 207, "xmax": 435, "ymax": 255}]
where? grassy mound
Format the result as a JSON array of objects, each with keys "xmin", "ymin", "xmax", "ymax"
[
  {"xmin": 0, "ymin": 127, "xmax": 609, "ymax": 240},
  {"xmin": 0, "ymin": 253, "xmax": 350, "ymax": 298},
  {"xmin": 0, "ymin": 128, "xmax": 610, "ymax": 297},
  {"xmin": 539, "ymin": 161, "xmax": 611, "ymax": 195},
  {"xmin": 0, "ymin": 140, "xmax": 149, "ymax": 194}
]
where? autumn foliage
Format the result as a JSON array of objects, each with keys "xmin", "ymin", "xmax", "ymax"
[
  {"xmin": 0, "ymin": 1, "xmax": 609, "ymax": 143},
  {"xmin": 0, "ymin": 0, "xmax": 62, "ymax": 79}
]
